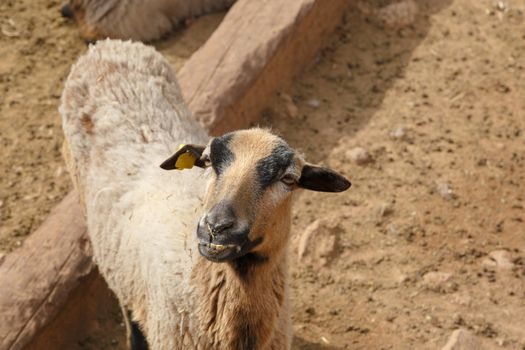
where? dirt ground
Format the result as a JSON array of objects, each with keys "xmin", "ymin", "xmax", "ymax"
[
  {"xmin": 1, "ymin": 0, "xmax": 525, "ymax": 349},
  {"xmin": 270, "ymin": 1, "xmax": 525, "ymax": 348}
]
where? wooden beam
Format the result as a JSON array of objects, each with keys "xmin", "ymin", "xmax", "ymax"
[
  {"xmin": 180, "ymin": 0, "xmax": 349, "ymax": 135},
  {"xmin": 0, "ymin": 192, "xmax": 92, "ymax": 350}
]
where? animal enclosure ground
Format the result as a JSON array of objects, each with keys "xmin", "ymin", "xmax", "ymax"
[
  {"xmin": 265, "ymin": 0, "xmax": 525, "ymax": 348},
  {"xmin": 1, "ymin": 0, "xmax": 525, "ymax": 349}
]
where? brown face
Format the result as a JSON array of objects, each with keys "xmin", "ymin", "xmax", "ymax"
[{"xmin": 161, "ymin": 129, "xmax": 351, "ymax": 262}]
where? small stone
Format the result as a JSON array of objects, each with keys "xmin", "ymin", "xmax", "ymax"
[
  {"xmin": 387, "ymin": 224, "xmax": 399, "ymax": 236},
  {"xmin": 375, "ymin": 202, "xmax": 394, "ymax": 218},
  {"xmin": 55, "ymin": 166, "xmax": 65, "ymax": 178},
  {"xmin": 305, "ymin": 306, "xmax": 316, "ymax": 316},
  {"xmin": 441, "ymin": 329, "xmax": 485, "ymax": 350},
  {"xmin": 0, "ymin": 253, "xmax": 5, "ymax": 265},
  {"xmin": 298, "ymin": 219, "xmax": 342, "ymax": 267},
  {"xmin": 346, "ymin": 147, "xmax": 372, "ymax": 165},
  {"xmin": 386, "ymin": 314, "xmax": 396, "ymax": 322},
  {"xmin": 452, "ymin": 313, "xmax": 465, "ymax": 326},
  {"xmin": 424, "ymin": 271, "xmax": 452, "ymax": 284},
  {"xmin": 306, "ymin": 98, "xmax": 320, "ymax": 108},
  {"xmin": 390, "ymin": 126, "xmax": 406, "ymax": 140},
  {"xmin": 426, "ymin": 315, "xmax": 440, "ymax": 327},
  {"xmin": 423, "ymin": 272, "xmax": 458, "ymax": 293},
  {"xmin": 476, "ymin": 158, "xmax": 487, "ymax": 166},
  {"xmin": 453, "ymin": 294, "xmax": 472, "ymax": 307},
  {"xmin": 482, "ymin": 250, "xmax": 514, "ymax": 269},
  {"xmin": 280, "ymin": 93, "xmax": 298, "ymax": 118},
  {"xmin": 397, "ymin": 274, "xmax": 409, "ymax": 284},
  {"xmin": 436, "ymin": 182, "xmax": 454, "ymax": 200},
  {"xmin": 377, "ymin": 0, "xmax": 419, "ymax": 29},
  {"xmin": 495, "ymin": 1, "xmax": 507, "ymax": 11}
]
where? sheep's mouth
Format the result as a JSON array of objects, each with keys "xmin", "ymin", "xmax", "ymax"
[
  {"xmin": 198, "ymin": 242, "xmax": 242, "ymax": 262},
  {"xmin": 197, "ymin": 237, "xmax": 262, "ymax": 262}
]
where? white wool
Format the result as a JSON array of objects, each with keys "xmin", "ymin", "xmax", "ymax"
[{"xmin": 60, "ymin": 39, "xmax": 209, "ymax": 348}]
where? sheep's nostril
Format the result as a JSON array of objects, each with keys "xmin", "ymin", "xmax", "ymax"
[
  {"xmin": 61, "ymin": 4, "xmax": 74, "ymax": 18},
  {"xmin": 205, "ymin": 201, "xmax": 237, "ymax": 236},
  {"xmin": 206, "ymin": 219, "xmax": 234, "ymax": 235}
]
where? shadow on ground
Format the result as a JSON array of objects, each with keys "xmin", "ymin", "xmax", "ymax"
[{"xmin": 263, "ymin": 0, "xmax": 453, "ymax": 163}]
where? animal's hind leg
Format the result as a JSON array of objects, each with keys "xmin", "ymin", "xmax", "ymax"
[{"xmin": 120, "ymin": 304, "xmax": 149, "ymax": 350}]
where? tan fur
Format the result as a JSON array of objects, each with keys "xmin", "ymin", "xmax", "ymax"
[
  {"xmin": 190, "ymin": 254, "xmax": 289, "ymax": 349},
  {"xmin": 203, "ymin": 129, "xmax": 303, "ymax": 257},
  {"xmin": 191, "ymin": 212, "xmax": 291, "ymax": 348},
  {"xmin": 189, "ymin": 130, "xmax": 296, "ymax": 348}
]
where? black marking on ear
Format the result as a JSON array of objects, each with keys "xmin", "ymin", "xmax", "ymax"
[
  {"xmin": 298, "ymin": 165, "xmax": 351, "ymax": 192},
  {"xmin": 210, "ymin": 133, "xmax": 235, "ymax": 175},
  {"xmin": 159, "ymin": 144, "xmax": 206, "ymax": 170},
  {"xmin": 127, "ymin": 311, "xmax": 149, "ymax": 350},
  {"xmin": 256, "ymin": 141, "xmax": 294, "ymax": 189}
]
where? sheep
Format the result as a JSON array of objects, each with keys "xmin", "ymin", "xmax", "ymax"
[
  {"xmin": 60, "ymin": 0, "xmax": 236, "ymax": 42},
  {"xmin": 60, "ymin": 39, "xmax": 351, "ymax": 349}
]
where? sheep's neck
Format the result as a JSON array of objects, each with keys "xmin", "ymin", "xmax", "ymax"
[{"xmin": 191, "ymin": 234, "xmax": 289, "ymax": 349}]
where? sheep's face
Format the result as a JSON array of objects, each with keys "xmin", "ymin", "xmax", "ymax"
[
  {"xmin": 61, "ymin": 0, "xmax": 112, "ymax": 41},
  {"xmin": 161, "ymin": 128, "xmax": 351, "ymax": 263}
]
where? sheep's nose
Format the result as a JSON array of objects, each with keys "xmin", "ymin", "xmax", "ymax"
[
  {"xmin": 207, "ymin": 220, "xmax": 234, "ymax": 234},
  {"xmin": 61, "ymin": 4, "xmax": 74, "ymax": 18},
  {"xmin": 205, "ymin": 202, "xmax": 236, "ymax": 235}
]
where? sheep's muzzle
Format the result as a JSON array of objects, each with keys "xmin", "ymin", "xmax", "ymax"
[{"xmin": 196, "ymin": 201, "xmax": 261, "ymax": 262}]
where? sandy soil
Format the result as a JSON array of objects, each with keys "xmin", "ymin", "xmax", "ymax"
[
  {"xmin": 266, "ymin": 1, "xmax": 525, "ymax": 348},
  {"xmin": 0, "ymin": 0, "xmax": 222, "ymax": 253},
  {"xmin": 1, "ymin": 0, "xmax": 524, "ymax": 349}
]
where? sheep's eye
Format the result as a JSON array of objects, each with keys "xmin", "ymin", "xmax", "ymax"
[{"xmin": 280, "ymin": 174, "xmax": 296, "ymax": 186}]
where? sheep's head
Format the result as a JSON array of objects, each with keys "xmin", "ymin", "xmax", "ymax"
[
  {"xmin": 161, "ymin": 128, "xmax": 350, "ymax": 263},
  {"xmin": 60, "ymin": 0, "xmax": 112, "ymax": 41}
]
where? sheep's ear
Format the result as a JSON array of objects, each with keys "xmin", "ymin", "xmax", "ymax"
[
  {"xmin": 297, "ymin": 164, "xmax": 351, "ymax": 192},
  {"xmin": 160, "ymin": 144, "xmax": 206, "ymax": 170}
]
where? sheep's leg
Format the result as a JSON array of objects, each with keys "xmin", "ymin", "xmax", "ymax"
[{"xmin": 120, "ymin": 304, "xmax": 149, "ymax": 350}]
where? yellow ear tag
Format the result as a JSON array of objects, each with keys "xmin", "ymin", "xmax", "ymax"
[{"xmin": 175, "ymin": 144, "xmax": 197, "ymax": 170}]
